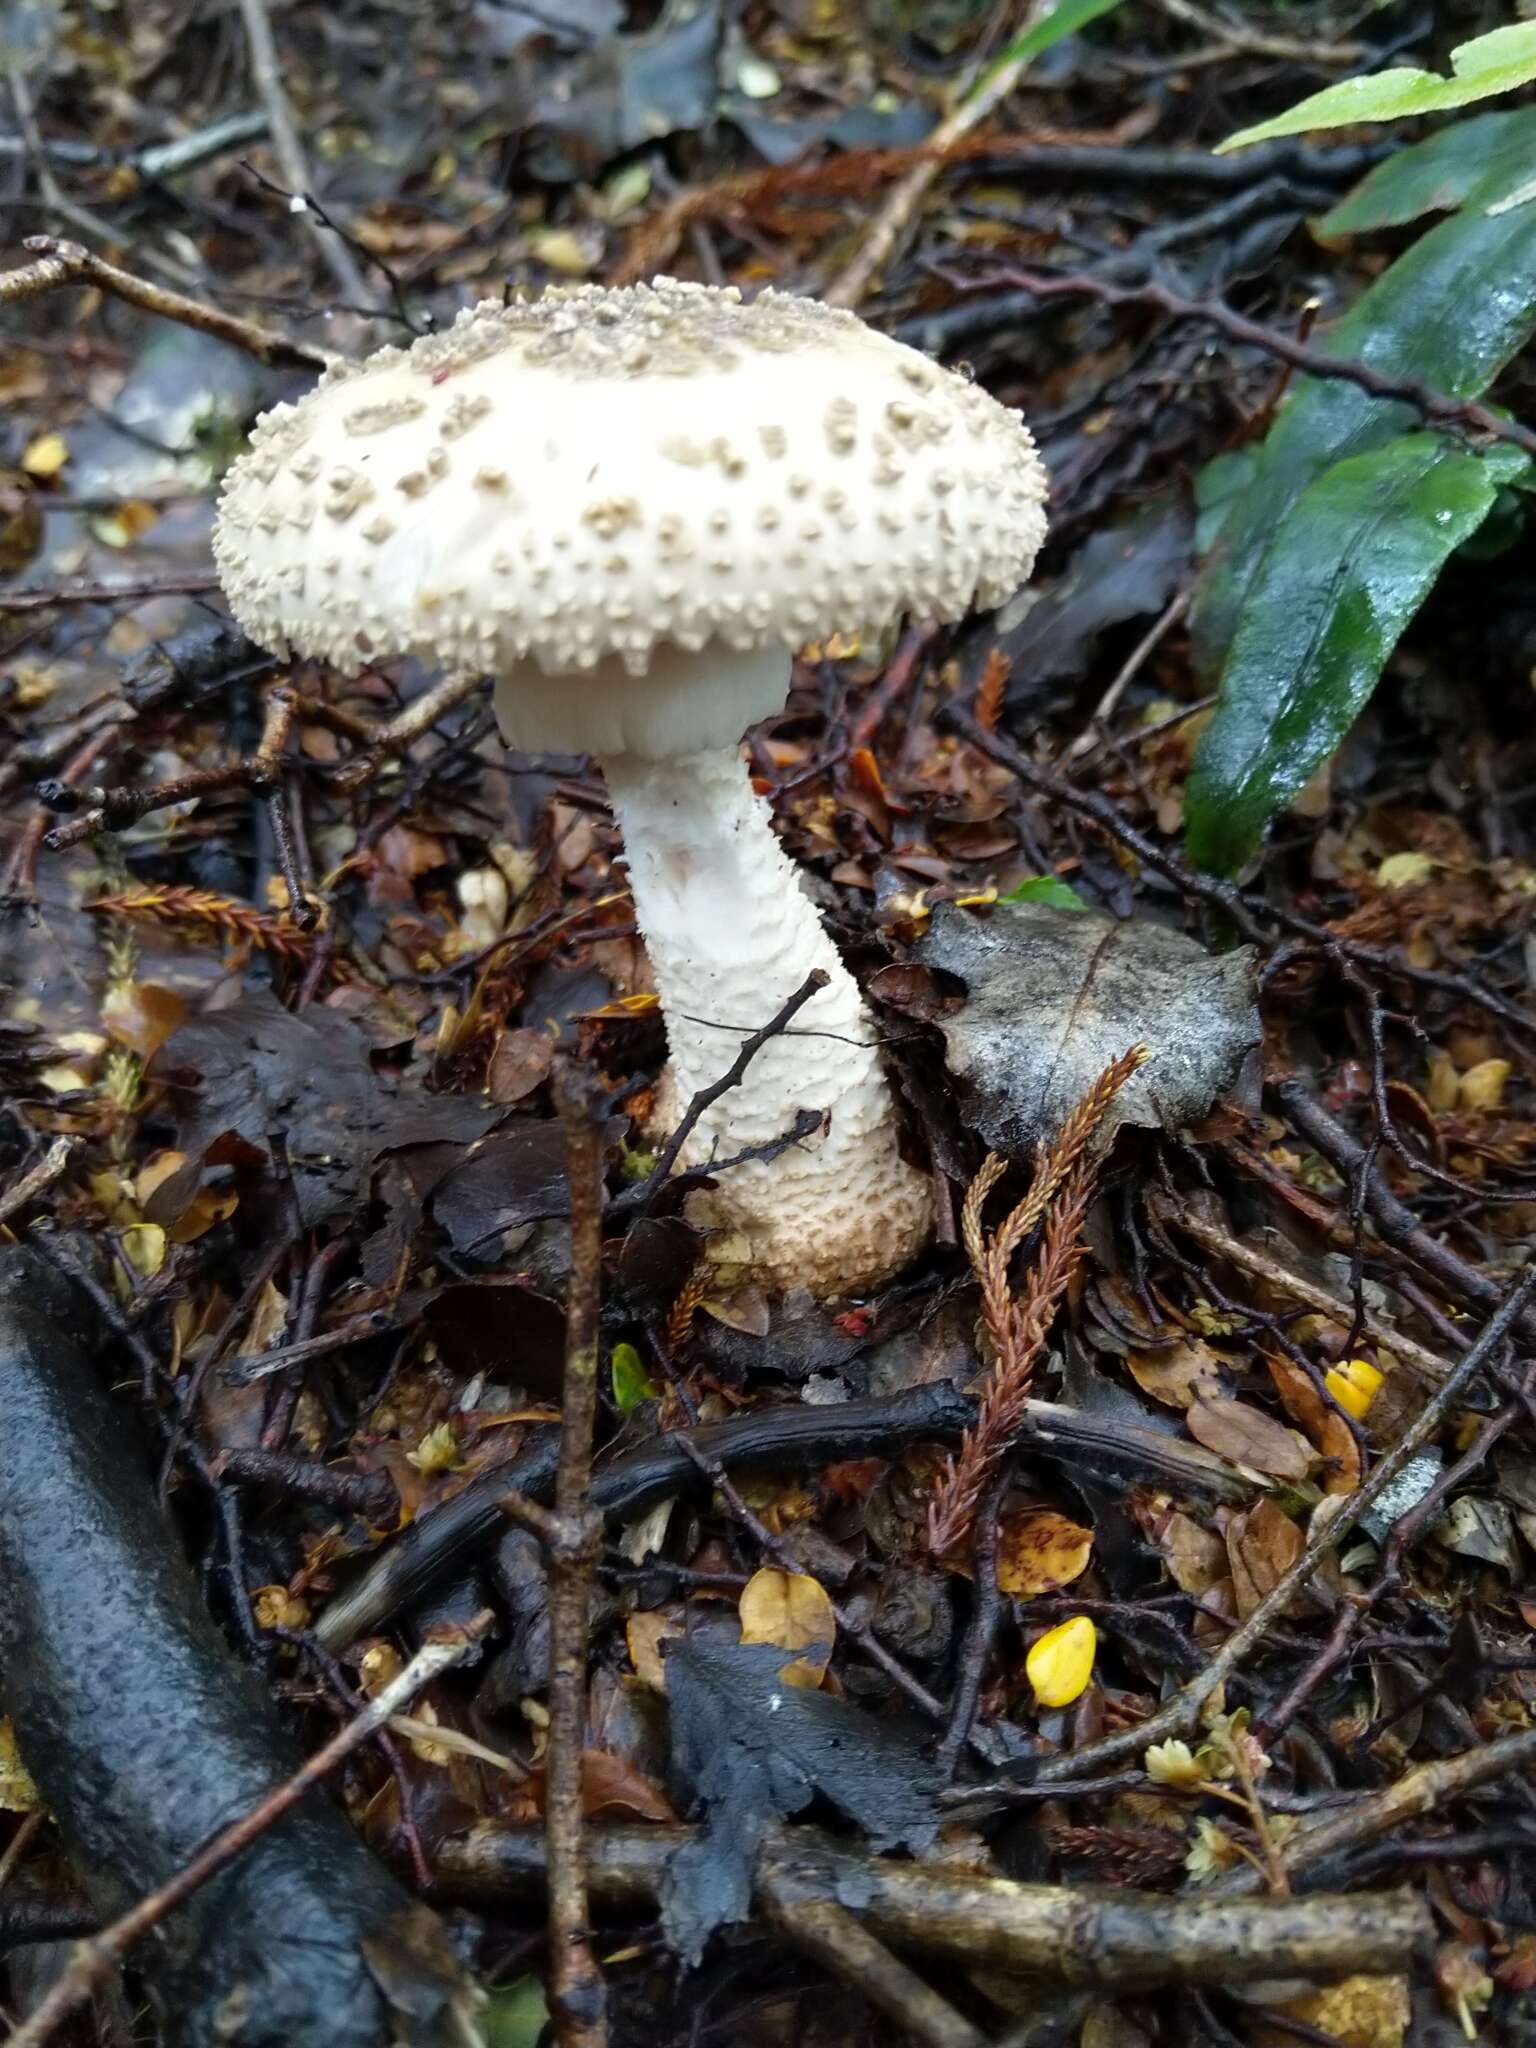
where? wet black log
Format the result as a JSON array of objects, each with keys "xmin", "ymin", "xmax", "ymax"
[{"xmin": 0, "ymin": 1244, "xmax": 475, "ymax": 2048}]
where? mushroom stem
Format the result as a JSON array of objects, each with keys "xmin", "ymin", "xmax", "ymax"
[{"xmin": 601, "ymin": 744, "xmax": 931, "ymax": 1296}]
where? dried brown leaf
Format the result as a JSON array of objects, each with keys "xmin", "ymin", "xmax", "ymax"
[{"xmin": 1186, "ymin": 1396, "xmax": 1315, "ymax": 1481}]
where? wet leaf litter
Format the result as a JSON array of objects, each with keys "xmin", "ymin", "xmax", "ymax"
[{"xmin": 3, "ymin": 4, "xmax": 1536, "ymax": 2046}]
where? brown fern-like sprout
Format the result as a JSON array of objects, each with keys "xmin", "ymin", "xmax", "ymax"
[
  {"xmin": 661, "ymin": 1258, "xmax": 711, "ymax": 1360},
  {"xmin": 86, "ymin": 886, "xmax": 315, "ymax": 964},
  {"xmin": 928, "ymin": 1043, "xmax": 1149, "ymax": 1557},
  {"xmin": 974, "ymin": 649, "xmax": 1010, "ymax": 734}
]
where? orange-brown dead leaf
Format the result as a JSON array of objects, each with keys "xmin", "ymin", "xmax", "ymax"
[
  {"xmin": 738, "ymin": 1566, "xmax": 836, "ymax": 1686},
  {"xmin": 995, "ymin": 1510, "xmax": 1094, "ymax": 1596}
]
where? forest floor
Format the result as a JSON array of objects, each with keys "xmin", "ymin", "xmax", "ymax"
[{"xmin": 3, "ymin": 3, "xmax": 1536, "ymax": 2046}]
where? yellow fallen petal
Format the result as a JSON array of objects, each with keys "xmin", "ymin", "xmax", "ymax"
[
  {"xmin": 1376, "ymin": 851, "xmax": 1434, "ymax": 889},
  {"xmin": 1458, "ymin": 1058, "xmax": 1511, "ymax": 1113},
  {"xmin": 0, "ymin": 1719, "xmax": 40, "ymax": 1813},
  {"xmin": 1326, "ymin": 1358, "xmax": 1384, "ymax": 1421},
  {"xmin": 20, "ymin": 430, "xmax": 68, "ymax": 478},
  {"xmin": 1026, "ymin": 1615, "xmax": 1096, "ymax": 1708}
]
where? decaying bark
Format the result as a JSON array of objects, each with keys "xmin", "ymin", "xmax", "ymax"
[
  {"xmin": 0, "ymin": 1245, "xmax": 474, "ymax": 2048},
  {"xmin": 435, "ymin": 1823, "xmax": 1430, "ymax": 1991}
]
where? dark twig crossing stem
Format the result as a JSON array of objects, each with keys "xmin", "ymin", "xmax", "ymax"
[{"xmin": 617, "ymin": 968, "xmax": 831, "ymax": 1215}]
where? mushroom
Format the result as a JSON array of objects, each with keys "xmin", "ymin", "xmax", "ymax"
[{"xmin": 213, "ymin": 280, "xmax": 1048, "ymax": 1296}]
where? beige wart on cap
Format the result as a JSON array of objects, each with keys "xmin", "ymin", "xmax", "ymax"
[{"xmin": 215, "ymin": 279, "xmax": 1049, "ymax": 1296}]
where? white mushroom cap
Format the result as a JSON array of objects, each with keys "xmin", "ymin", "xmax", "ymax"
[{"xmin": 213, "ymin": 279, "xmax": 1049, "ymax": 738}]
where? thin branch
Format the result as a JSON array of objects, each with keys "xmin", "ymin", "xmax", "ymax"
[
  {"xmin": 1030, "ymin": 1264, "xmax": 1536, "ymax": 1786},
  {"xmin": 436, "ymin": 1825, "xmax": 1430, "ymax": 1988},
  {"xmin": 329, "ymin": 672, "xmax": 488, "ymax": 791},
  {"xmin": 944, "ymin": 704, "xmax": 1536, "ymax": 1040},
  {"xmin": 0, "ymin": 1140, "xmax": 77, "ymax": 1231},
  {"xmin": 1155, "ymin": 0, "xmax": 1362, "ymax": 62},
  {"xmin": 935, "ymin": 265, "xmax": 1536, "ymax": 465},
  {"xmin": 0, "ymin": 237, "xmax": 332, "ymax": 371},
  {"xmin": 233, "ymin": 0, "xmax": 373, "ymax": 308},
  {"xmin": 757, "ymin": 1868, "xmax": 985, "ymax": 2048},
  {"xmin": 545, "ymin": 1070, "xmax": 609, "ymax": 2048},
  {"xmin": 1279, "ymin": 1081, "xmax": 1536, "ymax": 1351},
  {"xmin": 822, "ymin": 1, "xmax": 1053, "ymax": 308},
  {"xmin": 1165, "ymin": 1203, "xmax": 1456, "ymax": 1383},
  {"xmin": 618, "ymin": 969, "xmax": 830, "ymax": 1215},
  {"xmin": 4, "ymin": 1614, "xmax": 490, "ymax": 2048}
]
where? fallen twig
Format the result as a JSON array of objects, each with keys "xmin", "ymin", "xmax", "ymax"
[
  {"xmin": 613, "ymin": 968, "xmax": 831, "ymax": 1218},
  {"xmin": 330, "ymin": 671, "xmax": 488, "ymax": 790},
  {"xmin": 1162, "ymin": 1199, "xmax": 1456, "ymax": 1382},
  {"xmin": 7, "ymin": 1618, "xmax": 485, "ymax": 2048},
  {"xmin": 1279, "ymin": 1080, "xmax": 1536, "ymax": 1351},
  {"xmin": 0, "ymin": 1245, "xmax": 479, "ymax": 2048},
  {"xmin": 823, "ymin": 1, "xmax": 1053, "ymax": 309},
  {"xmin": 1029, "ymin": 1263, "xmax": 1536, "ymax": 1786},
  {"xmin": 434, "ymin": 1824, "xmax": 1430, "ymax": 1988},
  {"xmin": 544, "ymin": 1070, "xmax": 610, "ymax": 2048},
  {"xmin": 0, "ymin": 1139, "xmax": 77, "ymax": 1231},
  {"xmin": 47, "ymin": 681, "xmax": 319, "ymax": 929},
  {"xmin": 1155, "ymin": 0, "xmax": 1362, "ymax": 62},
  {"xmin": 233, "ymin": 0, "xmax": 373, "ymax": 309},
  {"xmin": 0, "ymin": 236, "xmax": 333, "ymax": 371},
  {"xmin": 758, "ymin": 1866, "xmax": 984, "ymax": 2048},
  {"xmin": 315, "ymin": 1380, "xmax": 1250, "ymax": 1652},
  {"xmin": 945, "ymin": 704, "xmax": 1536, "ymax": 1040},
  {"xmin": 930, "ymin": 266, "xmax": 1536, "ymax": 464}
]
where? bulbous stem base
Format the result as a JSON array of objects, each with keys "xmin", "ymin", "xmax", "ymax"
[{"xmin": 602, "ymin": 745, "xmax": 931, "ymax": 1296}]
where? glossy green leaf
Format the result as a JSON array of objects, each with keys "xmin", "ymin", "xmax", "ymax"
[
  {"xmin": 1219, "ymin": 22, "xmax": 1536, "ymax": 151},
  {"xmin": 611, "ymin": 1340, "xmax": 658, "ymax": 1414},
  {"xmin": 482, "ymin": 1978, "xmax": 549, "ymax": 2048},
  {"xmin": 997, "ymin": 874, "xmax": 1090, "ymax": 912},
  {"xmin": 980, "ymin": 0, "xmax": 1129, "ymax": 87},
  {"xmin": 1191, "ymin": 179, "xmax": 1536, "ymax": 678},
  {"xmin": 1185, "ymin": 435, "xmax": 1528, "ymax": 874},
  {"xmin": 1318, "ymin": 109, "xmax": 1536, "ymax": 237}
]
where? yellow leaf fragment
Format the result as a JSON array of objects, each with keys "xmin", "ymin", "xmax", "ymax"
[
  {"xmin": 738, "ymin": 1566, "xmax": 835, "ymax": 1687},
  {"xmin": 252, "ymin": 1583, "xmax": 311, "ymax": 1631},
  {"xmin": 20, "ymin": 430, "xmax": 68, "ymax": 478},
  {"xmin": 1426, "ymin": 1051, "xmax": 1460, "ymax": 1110},
  {"xmin": 1376, "ymin": 851, "xmax": 1434, "ymax": 889},
  {"xmin": 1458, "ymin": 1058, "xmax": 1511, "ymax": 1112},
  {"xmin": 1025, "ymin": 1615, "xmax": 1096, "ymax": 1708},
  {"xmin": 1326, "ymin": 1357, "xmax": 1384, "ymax": 1420},
  {"xmin": 626, "ymin": 1611, "xmax": 682, "ymax": 1692},
  {"xmin": 1262, "ymin": 1974, "xmax": 1410, "ymax": 2048},
  {"xmin": 0, "ymin": 1719, "xmax": 40, "ymax": 1813},
  {"xmin": 118, "ymin": 1222, "xmax": 166, "ymax": 1281}
]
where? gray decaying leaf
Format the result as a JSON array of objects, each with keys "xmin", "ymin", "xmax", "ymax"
[
  {"xmin": 1436, "ymin": 1495, "xmax": 1519, "ymax": 1573},
  {"xmin": 918, "ymin": 902, "xmax": 1260, "ymax": 1154},
  {"xmin": 661, "ymin": 1639, "xmax": 939, "ymax": 1964}
]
